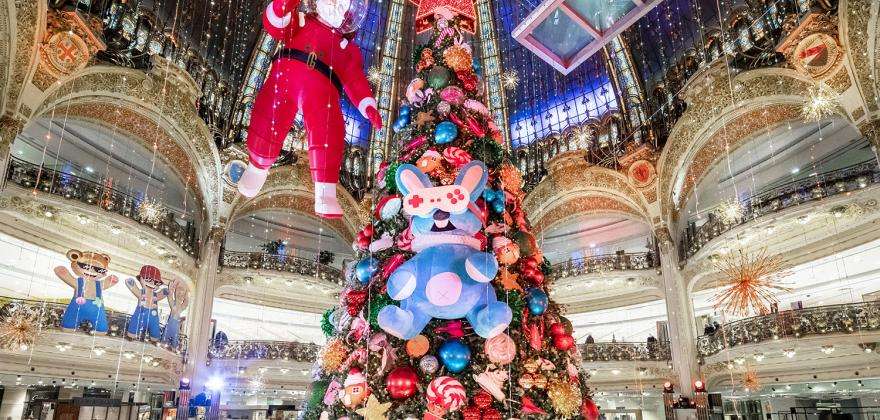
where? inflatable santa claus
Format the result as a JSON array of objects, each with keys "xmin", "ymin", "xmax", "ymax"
[{"xmin": 237, "ymin": 0, "xmax": 382, "ymax": 218}]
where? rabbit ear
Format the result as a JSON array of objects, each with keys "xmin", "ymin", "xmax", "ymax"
[
  {"xmin": 395, "ymin": 164, "xmax": 432, "ymax": 196},
  {"xmin": 455, "ymin": 161, "xmax": 487, "ymax": 199}
]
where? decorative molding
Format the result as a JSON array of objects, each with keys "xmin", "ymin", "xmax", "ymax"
[
  {"xmin": 777, "ymin": 12, "xmax": 845, "ymax": 81},
  {"xmin": 33, "ymin": 9, "xmax": 105, "ymax": 90},
  {"xmin": 840, "ymin": 0, "xmax": 880, "ymax": 117},
  {"xmin": 6, "ymin": 0, "xmax": 43, "ymax": 115}
]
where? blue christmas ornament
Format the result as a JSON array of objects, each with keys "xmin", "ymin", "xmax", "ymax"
[
  {"xmin": 393, "ymin": 105, "xmax": 412, "ymax": 133},
  {"xmin": 527, "ymin": 287, "xmax": 548, "ymax": 315},
  {"xmin": 482, "ymin": 188, "xmax": 506, "ymax": 214},
  {"xmin": 438, "ymin": 339, "xmax": 471, "ymax": 373},
  {"xmin": 434, "ymin": 121, "xmax": 458, "ymax": 144},
  {"xmin": 355, "ymin": 257, "xmax": 380, "ymax": 284}
]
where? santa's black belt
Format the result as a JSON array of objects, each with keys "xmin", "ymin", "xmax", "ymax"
[{"xmin": 274, "ymin": 48, "xmax": 344, "ymax": 95}]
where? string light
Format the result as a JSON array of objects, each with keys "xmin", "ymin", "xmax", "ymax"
[{"xmin": 802, "ymin": 83, "xmax": 838, "ymax": 122}]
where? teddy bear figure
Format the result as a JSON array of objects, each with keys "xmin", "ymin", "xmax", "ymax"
[
  {"xmin": 124, "ymin": 265, "xmax": 169, "ymax": 340},
  {"xmin": 377, "ymin": 161, "xmax": 512, "ymax": 339},
  {"xmin": 237, "ymin": 0, "xmax": 382, "ymax": 219},
  {"xmin": 161, "ymin": 278, "xmax": 189, "ymax": 347},
  {"xmin": 54, "ymin": 249, "xmax": 119, "ymax": 333}
]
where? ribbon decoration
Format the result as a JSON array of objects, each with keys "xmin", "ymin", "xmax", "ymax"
[
  {"xmin": 368, "ymin": 332, "xmax": 397, "ymax": 374},
  {"xmin": 340, "ymin": 347, "xmax": 368, "ymax": 373},
  {"xmin": 347, "ymin": 314, "xmax": 369, "ymax": 343},
  {"xmin": 434, "ymin": 320, "xmax": 465, "ymax": 339}
]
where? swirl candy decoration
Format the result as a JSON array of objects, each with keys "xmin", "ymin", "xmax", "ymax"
[{"xmin": 427, "ymin": 376, "xmax": 467, "ymax": 412}]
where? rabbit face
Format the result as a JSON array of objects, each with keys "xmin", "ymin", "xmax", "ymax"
[{"xmin": 397, "ymin": 161, "xmax": 487, "ymax": 238}]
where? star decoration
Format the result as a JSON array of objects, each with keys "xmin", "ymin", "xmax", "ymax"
[
  {"xmin": 498, "ymin": 268, "xmax": 522, "ymax": 291},
  {"xmin": 415, "ymin": 111, "xmax": 436, "ymax": 127},
  {"xmin": 355, "ymin": 395, "xmax": 392, "ymax": 420}
]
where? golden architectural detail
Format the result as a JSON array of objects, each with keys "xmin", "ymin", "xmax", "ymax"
[
  {"xmin": 33, "ymin": 9, "xmax": 105, "ymax": 90},
  {"xmin": 232, "ymin": 193, "xmax": 355, "ymax": 243},
  {"xmin": 0, "ymin": 115, "xmax": 26, "ymax": 155},
  {"xmin": 657, "ymin": 64, "xmax": 833, "ymax": 222},
  {"xmin": 533, "ymin": 195, "xmax": 643, "ymax": 234},
  {"xmin": 5, "ymin": 0, "xmax": 42, "ymax": 114},
  {"xmin": 32, "ymin": 66, "xmax": 223, "ymax": 222},
  {"xmin": 858, "ymin": 119, "xmax": 880, "ymax": 150},
  {"xmin": 842, "ymin": 0, "xmax": 879, "ymax": 115},
  {"xmin": 777, "ymin": 12, "xmax": 845, "ymax": 81}
]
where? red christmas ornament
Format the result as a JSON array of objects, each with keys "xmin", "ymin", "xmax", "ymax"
[
  {"xmin": 550, "ymin": 322, "xmax": 567, "ymax": 337},
  {"xmin": 553, "ymin": 334, "xmax": 575, "ymax": 351},
  {"xmin": 385, "ymin": 365, "xmax": 419, "ymax": 399},
  {"xmin": 473, "ymin": 391, "xmax": 492, "ymax": 409},
  {"xmin": 456, "ymin": 70, "xmax": 478, "ymax": 91},
  {"xmin": 481, "ymin": 408, "xmax": 502, "ymax": 420},
  {"xmin": 462, "ymin": 406, "xmax": 482, "ymax": 420},
  {"xmin": 382, "ymin": 254, "xmax": 408, "ymax": 279},
  {"xmin": 464, "ymin": 114, "xmax": 486, "ymax": 137},
  {"xmin": 344, "ymin": 289, "xmax": 368, "ymax": 316},
  {"xmin": 582, "ymin": 398, "xmax": 600, "ymax": 420}
]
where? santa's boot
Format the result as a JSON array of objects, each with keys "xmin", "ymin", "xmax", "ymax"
[
  {"xmin": 237, "ymin": 164, "xmax": 269, "ymax": 198},
  {"xmin": 314, "ymin": 182, "xmax": 342, "ymax": 219}
]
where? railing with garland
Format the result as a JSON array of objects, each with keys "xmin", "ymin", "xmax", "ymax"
[
  {"xmin": 581, "ymin": 341, "xmax": 672, "ymax": 362},
  {"xmin": 208, "ymin": 339, "xmax": 320, "ymax": 362},
  {"xmin": 219, "ymin": 250, "xmax": 345, "ymax": 286},
  {"xmin": 679, "ymin": 159, "xmax": 880, "ymax": 261},
  {"xmin": 696, "ymin": 301, "xmax": 880, "ymax": 359},
  {"xmin": 5, "ymin": 157, "xmax": 200, "ymax": 257},
  {"xmin": 548, "ymin": 251, "xmax": 659, "ymax": 283},
  {"xmin": 0, "ymin": 297, "xmax": 188, "ymax": 355}
]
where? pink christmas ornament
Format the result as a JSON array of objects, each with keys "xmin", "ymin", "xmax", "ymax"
[
  {"xmin": 484, "ymin": 332, "xmax": 516, "ymax": 365},
  {"xmin": 463, "ymin": 99, "xmax": 490, "ymax": 115},
  {"xmin": 439, "ymin": 86, "xmax": 466, "ymax": 104}
]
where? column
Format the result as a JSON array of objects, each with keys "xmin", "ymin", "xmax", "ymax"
[
  {"xmin": 603, "ymin": 36, "xmax": 648, "ymax": 136},
  {"xmin": 367, "ymin": 0, "xmax": 406, "ymax": 177},
  {"xmin": 0, "ymin": 386, "xmax": 28, "ymax": 420},
  {"xmin": 655, "ymin": 227, "xmax": 700, "ymax": 397},
  {"xmin": 0, "ymin": 115, "xmax": 27, "ymax": 191},
  {"xmin": 858, "ymin": 119, "xmax": 880, "ymax": 164},
  {"xmin": 185, "ymin": 226, "xmax": 225, "ymax": 393}
]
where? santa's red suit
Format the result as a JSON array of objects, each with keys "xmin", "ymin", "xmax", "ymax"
[{"xmin": 238, "ymin": 0, "xmax": 381, "ymax": 218}]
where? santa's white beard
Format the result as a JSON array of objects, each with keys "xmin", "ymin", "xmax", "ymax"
[{"xmin": 317, "ymin": 0, "xmax": 350, "ymax": 28}]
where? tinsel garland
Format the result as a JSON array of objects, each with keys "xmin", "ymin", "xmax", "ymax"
[
  {"xmin": 368, "ymin": 293, "xmax": 395, "ymax": 329},
  {"xmin": 320, "ymin": 309, "xmax": 335, "ymax": 337},
  {"xmin": 384, "ymin": 162, "xmax": 402, "ymax": 193}
]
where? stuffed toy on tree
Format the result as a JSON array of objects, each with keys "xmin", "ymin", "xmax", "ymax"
[
  {"xmin": 237, "ymin": 0, "xmax": 383, "ymax": 218},
  {"xmin": 300, "ymin": 9, "xmax": 597, "ymax": 419}
]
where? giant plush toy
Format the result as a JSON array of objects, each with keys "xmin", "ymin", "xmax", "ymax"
[
  {"xmin": 124, "ymin": 265, "xmax": 169, "ymax": 340},
  {"xmin": 54, "ymin": 250, "xmax": 119, "ymax": 333},
  {"xmin": 377, "ymin": 161, "xmax": 512, "ymax": 339},
  {"xmin": 237, "ymin": 0, "xmax": 382, "ymax": 218},
  {"xmin": 162, "ymin": 278, "xmax": 189, "ymax": 347}
]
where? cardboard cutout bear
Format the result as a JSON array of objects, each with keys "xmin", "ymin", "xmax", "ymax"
[
  {"xmin": 377, "ymin": 161, "xmax": 513, "ymax": 339},
  {"xmin": 124, "ymin": 265, "xmax": 169, "ymax": 340},
  {"xmin": 162, "ymin": 278, "xmax": 189, "ymax": 347},
  {"xmin": 237, "ymin": 0, "xmax": 382, "ymax": 218},
  {"xmin": 54, "ymin": 250, "xmax": 119, "ymax": 333}
]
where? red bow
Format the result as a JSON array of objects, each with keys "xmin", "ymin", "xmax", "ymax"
[{"xmin": 433, "ymin": 320, "xmax": 465, "ymax": 339}]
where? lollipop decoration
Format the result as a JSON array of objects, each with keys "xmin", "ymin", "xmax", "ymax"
[{"xmin": 427, "ymin": 376, "xmax": 467, "ymax": 413}]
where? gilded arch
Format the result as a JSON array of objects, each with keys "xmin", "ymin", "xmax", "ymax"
[
  {"xmin": 840, "ymin": 0, "xmax": 880, "ymax": 119},
  {"xmin": 28, "ymin": 64, "xmax": 223, "ymax": 224}
]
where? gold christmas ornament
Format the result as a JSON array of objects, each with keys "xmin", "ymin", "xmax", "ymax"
[
  {"xmin": 443, "ymin": 45, "xmax": 472, "ymax": 72},
  {"xmin": 498, "ymin": 164, "xmax": 524, "ymax": 195},
  {"xmin": 547, "ymin": 379, "xmax": 582, "ymax": 416},
  {"xmin": 321, "ymin": 338, "xmax": 348, "ymax": 372},
  {"xmin": 712, "ymin": 249, "xmax": 792, "ymax": 316},
  {"xmin": 0, "ymin": 306, "xmax": 44, "ymax": 351}
]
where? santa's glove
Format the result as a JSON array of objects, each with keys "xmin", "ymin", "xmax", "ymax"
[
  {"xmin": 237, "ymin": 163, "xmax": 269, "ymax": 198},
  {"xmin": 366, "ymin": 106, "xmax": 383, "ymax": 130}
]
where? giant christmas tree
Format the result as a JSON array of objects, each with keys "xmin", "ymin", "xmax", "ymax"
[{"xmin": 303, "ymin": 11, "xmax": 598, "ymax": 420}]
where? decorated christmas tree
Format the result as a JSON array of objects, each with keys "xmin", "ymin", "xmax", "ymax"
[{"xmin": 303, "ymin": 11, "xmax": 598, "ymax": 420}]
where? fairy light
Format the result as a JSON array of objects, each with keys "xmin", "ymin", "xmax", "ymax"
[
  {"xmin": 802, "ymin": 83, "xmax": 837, "ymax": 122},
  {"xmin": 499, "ymin": 70, "xmax": 519, "ymax": 90}
]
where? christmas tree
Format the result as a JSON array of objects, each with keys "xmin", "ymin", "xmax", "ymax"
[{"xmin": 303, "ymin": 11, "xmax": 598, "ymax": 420}]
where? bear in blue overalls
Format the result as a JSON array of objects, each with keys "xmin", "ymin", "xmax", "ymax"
[
  {"xmin": 124, "ymin": 265, "xmax": 168, "ymax": 340},
  {"xmin": 54, "ymin": 249, "xmax": 119, "ymax": 333},
  {"xmin": 377, "ymin": 161, "xmax": 512, "ymax": 339}
]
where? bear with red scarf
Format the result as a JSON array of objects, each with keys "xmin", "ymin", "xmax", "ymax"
[{"xmin": 237, "ymin": 0, "xmax": 382, "ymax": 218}]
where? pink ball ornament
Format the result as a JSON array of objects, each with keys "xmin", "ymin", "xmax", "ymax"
[{"xmin": 484, "ymin": 332, "xmax": 516, "ymax": 365}]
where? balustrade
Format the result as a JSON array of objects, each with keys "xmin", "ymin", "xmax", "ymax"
[
  {"xmin": 680, "ymin": 159, "xmax": 880, "ymax": 260},
  {"xmin": 219, "ymin": 250, "xmax": 345, "ymax": 286},
  {"xmin": 548, "ymin": 252, "xmax": 659, "ymax": 282},
  {"xmin": 696, "ymin": 301, "xmax": 880, "ymax": 359},
  {"xmin": 581, "ymin": 341, "xmax": 671, "ymax": 362},
  {"xmin": 5, "ymin": 158, "xmax": 200, "ymax": 256},
  {"xmin": 208, "ymin": 339, "xmax": 319, "ymax": 362}
]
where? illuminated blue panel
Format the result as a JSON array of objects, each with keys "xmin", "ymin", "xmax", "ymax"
[
  {"xmin": 493, "ymin": 0, "xmax": 618, "ymax": 148},
  {"xmin": 531, "ymin": 9, "xmax": 594, "ymax": 62},
  {"xmin": 565, "ymin": 0, "xmax": 636, "ymax": 31}
]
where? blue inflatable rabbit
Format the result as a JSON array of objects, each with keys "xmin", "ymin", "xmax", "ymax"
[{"xmin": 377, "ymin": 160, "xmax": 513, "ymax": 339}]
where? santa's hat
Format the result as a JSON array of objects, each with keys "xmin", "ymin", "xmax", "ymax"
[{"xmin": 344, "ymin": 367, "xmax": 366, "ymax": 387}]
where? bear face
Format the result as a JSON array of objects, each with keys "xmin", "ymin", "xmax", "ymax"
[
  {"xmin": 67, "ymin": 249, "xmax": 111, "ymax": 282},
  {"xmin": 397, "ymin": 160, "xmax": 487, "ymax": 239}
]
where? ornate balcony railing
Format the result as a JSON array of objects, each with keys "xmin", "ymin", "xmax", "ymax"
[
  {"xmin": 548, "ymin": 252, "xmax": 659, "ymax": 282},
  {"xmin": 581, "ymin": 341, "xmax": 671, "ymax": 362},
  {"xmin": 680, "ymin": 159, "xmax": 880, "ymax": 261},
  {"xmin": 208, "ymin": 339, "xmax": 319, "ymax": 362},
  {"xmin": 0, "ymin": 297, "xmax": 187, "ymax": 355},
  {"xmin": 5, "ymin": 158, "xmax": 200, "ymax": 256},
  {"xmin": 219, "ymin": 250, "xmax": 345, "ymax": 286},
  {"xmin": 696, "ymin": 301, "xmax": 880, "ymax": 359}
]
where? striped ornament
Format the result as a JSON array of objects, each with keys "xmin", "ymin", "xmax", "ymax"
[{"xmin": 427, "ymin": 376, "xmax": 467, "ymax": 411}]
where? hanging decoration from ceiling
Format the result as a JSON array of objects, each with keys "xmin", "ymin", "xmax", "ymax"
[
  {"xmin": 54, "ymin": 249, "xmax": 119, "ymax": 334},
  {"xmin": 411, "ymin": 0, "xmax": 476, "ymax": 34},
  {"xmin": 712, "ymin": 248, "xmax": 792, "ymax": 316},
  {"xmin": 0, "ymin": 304, "xmax": 45, "ymax": 351}
]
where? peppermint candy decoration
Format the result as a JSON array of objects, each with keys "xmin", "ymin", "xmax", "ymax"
[
  {"xmin": 443, "ymin": 146, "xmax": 472, "ymax": 168},
  {"xmin": 396, "ymin": 226, "xmax": 413, "ymax": 251},
  {"xmin": 427, "ymin": 376, "xmax": 467, "ymax": 412}
]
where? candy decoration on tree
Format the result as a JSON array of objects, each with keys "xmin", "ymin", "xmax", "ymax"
[
  {"xmin": 433, "ymin": 121, "xmax": 458, "ymax": 144},
  {"xmin": 355, "ymin": 395, "xmax": 392, "ymax": 420},
  {"xmin": 339, "ymin": 367, "xmax": 370, "ymax": 409},
  {"xmin": 520, "ymin": 396, "xmax": 548, "ymax": 415},
  {"xmin": 416, "ymin": 150, "xmax": 443, "ymax": 173},
  {"xmin": 442, "ymin": 146, "xmax": 472, "ymax": 168},
  {"xmin": 385, "ymin": 365, "xmax": 419, "ymax": 399},
  {"xmin": 344, "ymin": 289, "xmax": 368, "ymax": 316},
  {"xmin": 427, "ymin": 376, "xmax": 467, "ymax": 412},
  {"xmin": 419, "ymin": 354, "xmax": 439, "ymax": 373},
  {"xmin": 438, "ymin": 338, "xmax": 471, "ymax": 373},
  {"xmin": 473, "ymin": 367, "xmax": 508, "ymax": 401},
  {"xmin": 483, "ymin": 332, "xmax": 516, "ymax": 365},
  {"xmin": 492, "ymin": 236, "xmax": 520, "ymax": 265},
  {"xmin": 405, "ymin": 334, "xmax": 430, "ymax": 357},
  {"xmin": 237, "ymin": 0, "xmax": 382, "ymax": 219}
]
